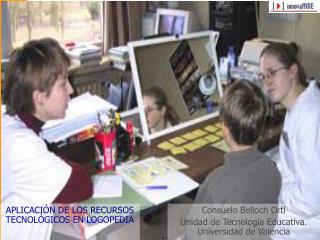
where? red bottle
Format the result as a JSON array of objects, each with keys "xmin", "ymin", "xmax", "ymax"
[
  {"xmin": 126, "ymin": 121, "xmax": 134, "ymax": 154},
  {"xmin": 95, "ymin": 130, "xmax": 117, "ymax": 172}
]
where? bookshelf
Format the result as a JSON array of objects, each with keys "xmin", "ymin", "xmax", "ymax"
[
  {"xmin": 69, "ymin": 64, "xmax": 131, "ymax": 101},
  {"xmin": 209, "ymin": 1, "xmax": 258, "ymax": 58}
]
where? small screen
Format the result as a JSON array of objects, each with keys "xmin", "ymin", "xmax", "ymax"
[{"xmin": 159, "ymin": 15, "xmax": 185, "ymax": 35}]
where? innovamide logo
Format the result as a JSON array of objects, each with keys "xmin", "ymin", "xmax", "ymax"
[
  {"xmin": 269, "ymin": 0, "xmax": 319, "ymax": 13},
  {"xmin": 272, "ymin": 2, "xmax": 285, "ymax": 11}
]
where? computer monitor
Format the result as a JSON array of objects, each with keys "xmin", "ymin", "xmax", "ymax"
[
  {"xmin": 155, "ymin": 8, "xmax": 190, "ymax": 35},
  {"xmin": 128, "ymin": 31, "xmax": 221, "ymax": 144}
]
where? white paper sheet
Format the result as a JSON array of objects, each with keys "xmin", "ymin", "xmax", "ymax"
[
  {"xmin": 118, "ymin": 157, "xmax": 199, "ymax": 205},
  {"xmin": 136, "ymin": 171, "xmax": 199, "ymax": 205},
  {"xmin": 92, "ymin": 175, "xmax": 123, "ymax": 198},
  {"xmin": 41, "ymin": 93, "xmax": 117, "ymax": 142}
]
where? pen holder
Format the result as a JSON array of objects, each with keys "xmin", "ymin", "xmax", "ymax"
[{"xmin": 95, "ymin": 130, "xmax": 117, "ymax": 172}]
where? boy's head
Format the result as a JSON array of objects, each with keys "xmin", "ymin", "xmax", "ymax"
[
  {"xmin": 219, "ymin": 80, "xmax": 267, "ymax": 147},
  {"xmin": 4, "ymin": 38, "xmax": 73, "ymax": 120}
]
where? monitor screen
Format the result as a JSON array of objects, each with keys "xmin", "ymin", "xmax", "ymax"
[
  {"xmin": 159, "ymin": 15, "xmax": 185, "ymax": 35},
  {"xmin": 128, "ymin": 31, "xmax": 221, "ymax": 143},
  {"xmin": 155, "ymin": 9, "xmax": 190, "ymax": 35}
]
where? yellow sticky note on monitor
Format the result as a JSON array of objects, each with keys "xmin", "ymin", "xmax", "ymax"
[
  {"xmin": 192, "ymin": 129, "xmax": 208, "ymax": 138},
  {"xmin": 158, "ymin": 141, "xmax": 175, "ymax": 151},
  {"xmin": 170, "ymin": 147, "xmax": 187, "ymax": 156},
  {"xmin": 183, "ymin": 142, "xmax": 201, "ymax": 152},
  {"xmin": 214, "ymin": 130, "xmax": 224, "ymax": 137},
  {"xmin": 204, "ymin": 125, "xmax": 219, "ymax": 133},
  {"xmin": 204, "ymin": 134, "xmax": 221, "ymax": 143},
  {"xmin": 193, "ymin": 138, "xmax": 210, "ymax": 147},
  {"xmin": 212, "ymin": 139, "xmax": 230, "ymax": 152},
  {"xmin": 181, "ymin": 132, "xmax": 198, "ymax": 140},
  {"xmin": 170, "ymin": 137, "xmax": 187, "ymax": 145}
]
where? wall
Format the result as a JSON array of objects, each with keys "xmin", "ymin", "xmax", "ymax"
[
  {"xmin": 176, "ymin": 2, "xmax": 320, "ymax": 80},
  {"xmin": 258, "ymin": 2, "xmax": 320, "ymax": 80},
  {"xmin": 178, "ymin": 2, "xmax": 209, "ymax": 31}
]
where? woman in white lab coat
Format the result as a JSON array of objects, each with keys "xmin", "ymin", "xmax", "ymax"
[
  {"xmin": 2, "ymin": 38, "xmax": 93, "ymax": 240},
  {"xmin": 260, "ymin": 43, "xmax": 320, "ymax": 239}
]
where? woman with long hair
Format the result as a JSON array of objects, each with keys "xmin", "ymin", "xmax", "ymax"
[
  {"xmin": 260, "ymin": 42, "xmax": 320, "ymax": 239},
  {"xmin": 143, "ymin": 87, "xmax": 179, "ymax": 133}
]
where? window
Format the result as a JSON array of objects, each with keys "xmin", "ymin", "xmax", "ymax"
[{"xmin": 8, "ymin": 2, "xmax": 102, "ymax": 48}]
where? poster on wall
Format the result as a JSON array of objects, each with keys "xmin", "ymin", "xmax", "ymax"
[{"xmin": 169, "ymin": 40, "xmax": 209, "ymax": 115}]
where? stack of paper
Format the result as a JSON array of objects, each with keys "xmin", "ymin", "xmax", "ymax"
[
  {"xmin": 92, "ymin": 175, "xmax": 123, "ymax": 198},
  {"xmin": 118, "ymin": 157, "xmax": 198, "ymax": 205},
  {"xmin": 41, "ymin": 93, "xmax": 117, "ymax": 143},
  {"xmin": 108, "ymin": 45, "xmax": 130, "ymax": 70},
  {"xmin": 108, "ymin": 46, "xmax": 129, "ymax": 61},
  {"xmin": 66, "ymin": 44, "xmax": 102, "ymax": 66}
]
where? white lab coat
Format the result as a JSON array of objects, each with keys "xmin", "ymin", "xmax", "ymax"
[
  {"xmin": 1, "ymin": 114, "xmax": 71, "ymax": 240},
  {"xmin": 272, "ymin": 81, "xmax": 320, "ymax": 239}
]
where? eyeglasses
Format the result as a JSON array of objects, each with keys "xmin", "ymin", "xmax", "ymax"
[{"xmin": 259, "ymin": 66, "xmax": 288, "ymax": 83}]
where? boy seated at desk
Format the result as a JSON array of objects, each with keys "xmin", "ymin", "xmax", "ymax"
[{"xmin": 195, "ymin": 80, "xmax": 281, "ymax": 204}]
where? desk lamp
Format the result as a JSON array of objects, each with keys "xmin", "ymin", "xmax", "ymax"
[{"xmin": 199, "ymin": 63, "xmax": 217, "ymax": 96}]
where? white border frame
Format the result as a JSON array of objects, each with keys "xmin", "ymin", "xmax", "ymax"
[
  {"xmin": 128, "ymin": 31, "xmax": 222, "ymax": 145},
  {"xmin": 155, "ymin": 8, "xmax": 190, "ymax": 35}
]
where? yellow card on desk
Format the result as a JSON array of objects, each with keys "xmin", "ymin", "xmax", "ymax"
[
  {"xmin": 204, "ymin": 134, "xmax": 221, "ymax": 143},
  {"xmin": 214, "ymin": 130, "xmax": 224, "ymax": 137},
  {"xmin": 181, "ymin": 132, "xmax": 198, "ymax": 140},
  {"xmin": 170, "ymin": 147, "xmax": 187, "ymax": 155},
  {"xmin": 183, "ymin": 142, "xmax": 201, "ymax": 152},
  {"xmin": 192, "ymin": 129, "xmax": 208, "ymax": 137},
  {"xmin": 211, "ymin": 139, "xmax": 230, "ymax": 152},
  {"xmin": 204, "ymin": 125, "xmax": 219, "ymax": 133},
  {"xmin": 193, "ymin": 138, "xmax": 210, "ymax": 147},
  {"xmin": 159, "ymin": 156, "xmax": 188, "ymax": 170},
  {"xmin": 170, "ymin": 136, "xmax": 187, "ymax": 145},
  {"xmin": 158, "ymin": 141, "xmax": 175, "ymax": 151}
]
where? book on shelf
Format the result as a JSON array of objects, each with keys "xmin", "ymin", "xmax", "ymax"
[
  {"xmin": 66, "ymin": 44, "xmax": 101, "ymax": 58},
  {"xmin": 108, "ymin": 54, "xmax": 129, "ymax": 63},
  {"xmin": 71, "ymin": 57, "xmax": 101, "ymax": 67},
  {"xmin": 66, "ymin": 43, "xmax": 102, "ymax": 66},
  {"xmin": 108, "ymin": 45, "xmax": 129, "ymax": 65},
  {"xmin": 108, "ymin": 46, "xmax": 129, "ymax": 58}
]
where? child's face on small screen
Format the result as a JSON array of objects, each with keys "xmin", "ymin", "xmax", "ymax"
[
  {"xmin": 143, "ymin": 95, "xmax": 165, "ymax": 132},
  {"xmin": 41, "ymin": 73, "xmax": 74, "ymax": 121}
]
